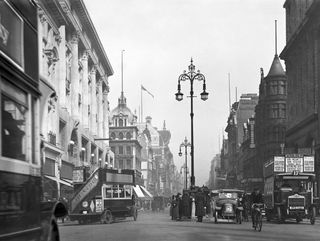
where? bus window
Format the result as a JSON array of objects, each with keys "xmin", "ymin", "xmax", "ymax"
[
  {"xmin": 112, "ymin": 185, "xmax": 119, "ymax": 198},
  {"xmin": 119, "ymin": 185, "xmax": 125, "ymax": 198},
  {"xmin": 124, "ymin": 185, "xmax": 132, "ymax": 198},
  {"xmin": 104, "ymin": 185, "xmax": 113, "ymax": 198}
]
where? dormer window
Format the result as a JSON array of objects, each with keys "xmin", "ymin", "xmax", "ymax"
[{"xmin": 119, "ymin": 119, "xmax": 124, "ymax": 127}]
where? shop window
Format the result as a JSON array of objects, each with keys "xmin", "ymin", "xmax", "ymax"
[{"xmin": 1, "ymin": 82, "xmax": 28, "ymax": 161}]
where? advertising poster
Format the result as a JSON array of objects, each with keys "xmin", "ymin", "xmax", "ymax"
[
  {"xmin": 303, "ymin": 156, "xmax": 314, "ymax": 172},
  {"xmin": 274, "ymin": 156, "xmax": 285, "ymax": 172},
  {"xmin": 286, "ymin": 157, "xmax": 303, "ymax": 173}
]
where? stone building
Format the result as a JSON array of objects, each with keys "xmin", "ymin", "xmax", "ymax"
[
  {"xmin": 36, "ymin": 0, "xmax": 114, "ymax": 200},
  {"xmin": 280, "ymin": 0, "xmax": 320, "ymax": 195},
  {"xmin": 225, "ymin": 94, "xmax": 258, "ymax": 188},
  {"xmin": 239, "ymin": 117, "xmax": 261, "ymax": 191},
  {"xmin": 109, "ymin": 92, "xmax": 143, "ymax": 185},
  {"xmin": 254, "ymin": 52, "xmax": 287, "ymax": 191}
]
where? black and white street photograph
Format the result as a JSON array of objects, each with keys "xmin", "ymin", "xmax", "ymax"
[{"xmin": 1, "ymin": 0, "xmax": 320, "ymax": 240}]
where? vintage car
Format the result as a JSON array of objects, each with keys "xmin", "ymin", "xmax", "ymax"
[{"xmin": 212, "ymin": 189, "xmax": 244, "ymax": 223}]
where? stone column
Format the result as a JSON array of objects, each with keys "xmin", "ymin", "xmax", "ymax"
[
  {"xmin": 97, "ymin": 79, "xmax": 103, "ymax": 137},
  {"xmin": 58, "ymin": 26, "xmax": 66, "ymax": 108},
  {"xmin": 70, "ymin": 33, "xmax": 80, "ymax": 120},
  {"xmin": 81, "ymin": 51, "xmax": 89, "ymax": 128},
  {"xmin": 90, "ymin": 67, "xmax": 97, "ymax": 135}
]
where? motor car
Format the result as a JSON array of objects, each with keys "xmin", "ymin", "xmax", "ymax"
[{"xmin": 213, "ymin": 189, "xmax": 244, "ymax": 223}]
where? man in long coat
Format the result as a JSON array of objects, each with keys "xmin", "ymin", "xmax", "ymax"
[{"xmin": 195, "ymin": 190, "xmax": 205, "ymax": 222}]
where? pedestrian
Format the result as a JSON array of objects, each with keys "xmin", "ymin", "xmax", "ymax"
[
  {"xmin": 169, "ymin": 195, "xmax": 174, "ymax": 219},
  {"xmin": 176, "ymin": 193, "xmax": 182, "ymax": 220},
  {"xmin": 171, "ymin": 196, "xmax": 178, "ymax": 220},
  {"xmin": 181, "ymin": 192, "xmax": 190, "ymax": 219},
  {"xmin": 195, "ymin": 189, "xmax": 205, "ymax": 222}
]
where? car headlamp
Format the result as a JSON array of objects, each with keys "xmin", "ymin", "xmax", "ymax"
[{"xmin": 82, "ymin": 201, "xmax": 88, "ymax": 208}]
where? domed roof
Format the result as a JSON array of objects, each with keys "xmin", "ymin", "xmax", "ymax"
[
  {"xmin": 110, "ymin": 92, "xmax": 137, "ymax": 124},
  {"xmin": 267, "ymin": 55, "xmax": 285, "ymax": 77}
]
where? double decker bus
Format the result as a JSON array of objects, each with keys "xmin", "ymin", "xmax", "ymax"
[{"xmin": 0, "ymin": 1, "xmax": 66, "ymax": 240}]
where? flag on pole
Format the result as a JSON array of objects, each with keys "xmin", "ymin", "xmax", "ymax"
[{"xmin": 141, "ymin": 85, "xmax": 154, "ymax": 98}]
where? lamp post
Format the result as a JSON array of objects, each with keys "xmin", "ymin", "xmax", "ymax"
[
  {"xmin": 179, "ymin": 137, "xmax": 191, "ymax": 189},
  {"xmin": 175, "ymin": 59, "xmax": 208, "ymax": 187}
]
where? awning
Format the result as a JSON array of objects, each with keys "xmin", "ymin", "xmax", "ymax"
[
  {"xmin": 140, "ymin": 186, "xmax": 153, "ymax": 199},
  {"xmin": 133, "ymin": 185, "xmax": 145, "ymax": 198},
  {"xmin": 44, "ymin": 175, "xmax": 73, "ymax": 187}
]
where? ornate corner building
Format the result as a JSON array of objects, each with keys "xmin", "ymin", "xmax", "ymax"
[{"xmin": 36, "ymin": 0, "xmax": 114, "ymax": 200}]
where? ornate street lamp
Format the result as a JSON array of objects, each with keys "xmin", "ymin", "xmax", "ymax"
[
  {"xmin": 179, "ymin": 137, "xmax": 191, "ymax": 189},
  {"xmin": 175, "ymin": 58, "xmax": 208, "ymax": 187}
]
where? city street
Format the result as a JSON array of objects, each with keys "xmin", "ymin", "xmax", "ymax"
[{"xmin": 59, "ymin": 211, "xmax": 320, "ymax": 241}]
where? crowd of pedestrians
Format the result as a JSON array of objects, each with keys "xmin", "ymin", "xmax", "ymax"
[{"xmin": 170, "ymin": 186, "xmax": 211, "ymax": 222}]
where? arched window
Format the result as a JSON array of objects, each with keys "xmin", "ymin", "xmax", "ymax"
[
  {"xmin": 110, "ymin": 132, "xmax": 116, "ymax": 140},
  {"xmin": 119, "ymin": 132, "xmax": 124, "ymax": 140},
  {"xmin": 126, "ymin": 132, "xmax": 132, "ymax": 140}
]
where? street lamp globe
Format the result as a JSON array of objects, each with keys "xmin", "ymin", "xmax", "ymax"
[
  {"xmin": 175, "ymin": 91, "xmax": 183, "ymax": 101},
  {"xmin": 200, "ymin": 90, "xmax": 209, "ymax": 101}
]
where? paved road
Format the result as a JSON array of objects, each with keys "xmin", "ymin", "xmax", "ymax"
[{"xmin": 59, "ymin": 212, "xmax": 320, "ymax": 241}]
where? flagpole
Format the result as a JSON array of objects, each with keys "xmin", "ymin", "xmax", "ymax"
[{"xmin": 141, "ymin": 85, "xmax": 143, "ymax": 122}]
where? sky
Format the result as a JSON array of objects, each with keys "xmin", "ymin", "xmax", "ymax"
[{"xmin": 84, "ymin": 0, "xmax": 287, "ymax": 186}]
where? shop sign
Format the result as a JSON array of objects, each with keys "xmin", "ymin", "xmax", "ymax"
[{"xmin": 0, "ymin": 1, "xmax": 24, "ymax": 68}]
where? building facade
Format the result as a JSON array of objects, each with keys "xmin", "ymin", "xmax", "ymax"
[
  {"xmin": 225, "ymin": 94, "xmax": 259, "ymax": 188},
  {"xmin": 36, "ymin": 0, "xmax": 114, "ymax": 200},
  {"xmin": 254, "ymin": 53, "xmax": 287, "ymax": 191},
  {"xmin": 280, "ymin": 0, "xmax": 320, "ymax": 195},
  {"xmin": 109, "ymin": 92, "xmax": 143, "ymax": 185}
]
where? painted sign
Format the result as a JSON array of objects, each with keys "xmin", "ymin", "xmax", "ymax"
[
  {"xmin": 274, "ymin": 156, "xmax": 285, "ymax": 172},
  {"xmin": 71, "ymin": 173, "xmax": 99, "ymax": 211},
  {"xmin": 303, "ymin": 156, "xmax": 314, "ymax": 172}
]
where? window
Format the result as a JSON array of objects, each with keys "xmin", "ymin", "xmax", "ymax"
[
  {"xmin": 119, "ymin": 119, "xmax": 123, "ymax": 127},
  {"xmin": 110, "ymin": 132, "xmax": 116, "ymax": 140},
  {"xmin": 126, "ymin": 159, "xmax": 132, "ymax": 169},
  {"xmin": 119, "ymin": 159, "xmax": 124, "ymax": 169},
  {"xmin": 103, "ymin": 184, "xmax": 132, "ymax": 199},
  {"xmin": 119, "ymin": 146, "xmax": 123, "ymax": 154},
  {"xmin": 119, "ymin": 132, "xmax": 124, "ymax": 140},
  {"xmin": 126, "ymin": 132, "xmax": 132, "ymax": 140},
  {"xmin": 0, "ymin": 1, "xmax": 24, "ymax": 69},
  {"xmin": 126, "ymin": 146, "xmax": 131, "ymax": 155},
  {"xmin": 1, "ymin": 80, "xmax": 28, "ymax": 161}
]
